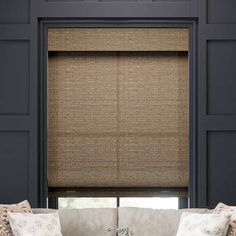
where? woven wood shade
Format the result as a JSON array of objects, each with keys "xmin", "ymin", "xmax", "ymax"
[{"xmin": 48, "ymin": 28, "xmax": 189, "ymax": 190}]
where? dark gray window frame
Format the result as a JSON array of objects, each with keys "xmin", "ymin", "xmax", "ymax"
[{"xmin": 39, "ymin": 19, "xmax": 197, "ymax": 208}]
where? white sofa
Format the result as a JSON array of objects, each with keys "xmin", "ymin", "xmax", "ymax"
[{"xmin": 33, "ymin": 207, "xmax": 211, "ymax": 236}]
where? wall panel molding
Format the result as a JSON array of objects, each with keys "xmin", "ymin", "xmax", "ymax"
[
  {"xmin": 0, "ymin": 0, "xmax": 30, "ymax": 24},
  {"xmin": 207, "ymin": 40, "xmax": 236, "ymax": 115},
  {"xmin": 0, "ymin": 116, "xmax": 30, "ymax": 131},
  {"xmin": 0, "ymin": 25, "xmax": 31, "ymax": 40},
  {"xmin": 207, "ymin": 131, "xmax": 236, "ymax": 208},
  {"xmin": 203, "ymin": 25, "xmax": 236, "ymax": 39},
  {"xmin": 204, "ymin": 116, "xmax": 236, "ymax": 131},
  {"xmin": 207, "ymin": 0, "xmax": 236, "ymax": 24},
  {"xmin": 0, "ymin": 40, "xmax": 30, "ymax": 115},
  {"xmin": 0, "ymin": 132, "xmax": 30, "ymax": 204},
  {"xmin": 34, "ymin": 2, "xmax": 194, "ymax": 18}
]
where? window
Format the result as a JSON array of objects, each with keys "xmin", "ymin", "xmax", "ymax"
[
  {"xmin": 58, "ymin": 197, "xmax": 179, "ymax": 210},
  {"xmin": 120, "ymin": 197, "xmax": 178, "ymax": 209},
  {"xmin": 58, "ymin": 197, "xmax": 117, "ymax": 209}
]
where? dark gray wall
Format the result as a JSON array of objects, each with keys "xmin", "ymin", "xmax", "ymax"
[{"xmin": 0, "ymin": 0, "xmax": 236, "ymax": 208}]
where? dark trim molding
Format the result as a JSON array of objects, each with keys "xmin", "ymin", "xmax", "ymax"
[
  {"xmin": 178, "ymin": 197, "xmax": 189, "ymax": 209},
  {"xmin": 48, "ymin": 197, "xmax": 58, "ymax": 209}
]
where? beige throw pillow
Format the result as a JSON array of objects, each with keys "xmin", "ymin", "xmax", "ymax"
[
  {"xmin": 176, "ymin": 212, "xmax": 230, "ymax": 236},
  {"xmin": 0, "ymin": 200, "xmax": 32, "ymax": 236},
  {"xmin": 8, "ymin": 211, "xmax": 62, "ymax": 236},
  {"xmin": 214, "ymin": 202, "xmax": 236, "ymax": 236}
]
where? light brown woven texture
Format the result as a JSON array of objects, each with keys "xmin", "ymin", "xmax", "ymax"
[
  {"xmin": 48, "ymin": 28, "xmax": 189, "ymax": 52},
  {"xmin": 48, "ymin": 49, "xmax": 189, "ymax": 188}
]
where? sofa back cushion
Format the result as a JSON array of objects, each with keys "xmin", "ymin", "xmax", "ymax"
[
  {"xmin": 118, "ymin": 207, "xmax": 211, "ymax": 236},
  {"xmin": 33, "ymin": 208, "xmax": 117, "ymax": 236},
  {"xmin": 58, "ymin": 208, "xmax": 117, "ymax": 236},
  {"xmin": 33, "ymin": 207, "xmax": 210, "ymax": 236}
]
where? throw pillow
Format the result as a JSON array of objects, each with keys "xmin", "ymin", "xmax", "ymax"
[
  {"xmin": 176, "ymin": 212, "xmax": 230, "ymax": 236},
  {"xmin": 214, "ymin": 202, "xmax": 236, "ymax": 236},
  {"xmin": 8, "ymin": 211, "xmax": 62, "ymax": 236},
  {"xmin": 0, "ymin": 200, "xmax": 32, "ymax": 236}
]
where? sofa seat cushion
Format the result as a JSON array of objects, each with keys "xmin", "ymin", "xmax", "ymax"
[{"xmin": 118, "ymin": 207, "xmax": 211, "ymax": 236}]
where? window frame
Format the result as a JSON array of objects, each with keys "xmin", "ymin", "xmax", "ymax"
[{"xmin": 39, "ymin": 19, "xmax": 197, "ymax": 208}]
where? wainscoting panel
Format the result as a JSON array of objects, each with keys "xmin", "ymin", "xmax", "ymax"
[
  {"xmin": 207, "ymin": 131, "xmax": 236, "ymax": 208},
  {"xmin": 0, "ymin": 41, "xmax": 29, "ymax": 115},
  {"xmin": 0, "ymin": 132, "xmax": 29, "ymax": 204},
  {"xmin": 0, "ymin": 0, "xmax": 29, "ymax": 24},
  {"xmin": 207, "ymin": 40, "xmax": 236, "ymax": 115},
  {"xmin": 207, "ymin": 0, "xmax": 236, "ymax": 24}
]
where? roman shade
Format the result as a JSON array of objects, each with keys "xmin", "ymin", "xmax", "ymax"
[{"xmin": 47, "ymin": 28, "xmax": 189, "ymax": 193}]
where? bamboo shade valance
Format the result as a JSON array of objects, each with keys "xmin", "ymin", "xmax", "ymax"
[
  {"xmin": 48, "ymin": 28, "xmax": 189, "ymax": 52},
  {"xmin": 48, "ymin": 28, "xmax": 189, "ymax": 189}
]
